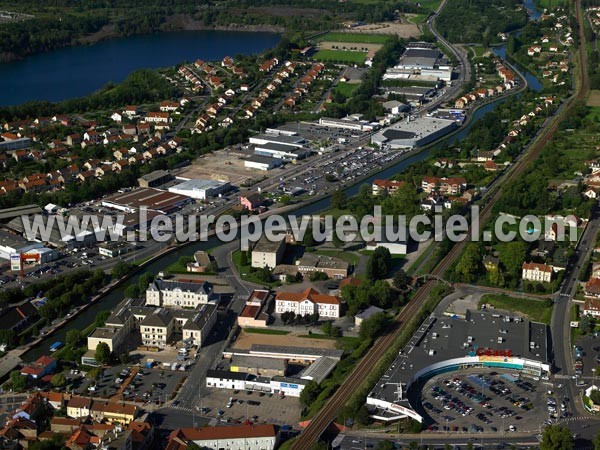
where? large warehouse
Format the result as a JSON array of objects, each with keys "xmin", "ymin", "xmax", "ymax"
[
  {"xmin": 253, "ymin": 143, "xmax": 311, "ymax": 161},
  {"xmin": 371, "ymin": 116, "xmax": 457, "ymax": 149},
  {"xmin": 102, "ymin": 188, "xmax": 192, "ymax": 214},
  {"xmin": 244, "ymin": 155, "xmax": 284, "ymax": 171},
  {"xmin": 249, "ymin": 133, "xmax": 307, "ymax": 148},
  {"xmin": 168, "ymin": 178, "xmax": 230, "ymax": 200}
]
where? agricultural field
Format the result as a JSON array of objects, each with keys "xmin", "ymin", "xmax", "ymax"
[{"xmin": 313, "ymin": 49, "xmax": 368, "ymax": 64}]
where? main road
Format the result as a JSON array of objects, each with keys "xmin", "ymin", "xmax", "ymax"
[
  {"xmin": 549, "ymin": 0, "xmax": 593, "ymax": 420},
  {"xmin": 291, "ymin": 1, "xmax": 590, "ymax": 448}
]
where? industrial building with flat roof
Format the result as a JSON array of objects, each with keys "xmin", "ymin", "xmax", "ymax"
[
  {"xmin": 371, "ymin": 116, "xmax": 457, "ymax": 149},
  {"xmin": 101, "ymin": 187, "xmax": 192, "ymax": 213},
  {"xmin": 167, "ymin": 178, "xmax": 230, "ymax": 200},
  {"xmin": 137, "ymin": 170, "xmax": 173, "ymax": 188},
  {"xmin": 249, "ymin": 133, "xmax": 307, "ymax": 148},
  {"xmin": 366, "ymin": 310, "xmax": 551, "ymax": 423},
  {"xmin": 253, "ymin": 142, "xmax": 311, "ymax": 161},
  {"xmin": 244, "ymin": 154, "xmax": 285, "ymax": 171}
]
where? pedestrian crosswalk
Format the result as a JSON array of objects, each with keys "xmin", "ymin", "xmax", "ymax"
[
  {"xmin": 169, "ymin": 404, "xmax": 195, "ymax": 414},
  {"xmin": 557, "ymin": 415, "xmax": 591, "ymax": 423}
]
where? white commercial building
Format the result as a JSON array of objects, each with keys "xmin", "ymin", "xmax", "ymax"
[
  {"xmin": 168, "ymin": 178, "xmax": 230, "ymax": 200},
  {"xmin": 249, "ymin": 133, "xmax": 306, "ymax": 148},
  {"xmin": 318, "ymin": 117, "xmax": 371, "ymax": 132},
  {"xmin": 244, "ymin": 155, "xmax": 284, "ymax": 171},
  {"xmin": 371, "ymin": 116, "xmax": 457, "ymax": 149}
]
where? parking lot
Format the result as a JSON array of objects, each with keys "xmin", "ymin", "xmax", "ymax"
[
  {"xmin": 419, "ymin": 370, "xmax": 559, "ymax": 433},
  {"xmin": 198, "ymin": 387, "xmax": 302, "ymax": 426},
  {"xmin": 75, "ymin": 363, "xmax": 188, "ymax": 406},
  {"xmin": 573, "ymin": 334, "xmax": 600, "ymax": 383}
]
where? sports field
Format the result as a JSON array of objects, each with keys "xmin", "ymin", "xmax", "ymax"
[
  {"xmin": 316, "ymin": 32, "xmax": 391, "ymax": 44},
  {"xmin": 313, "ymin": 49, "xmax": 368, "ymax": 64}
]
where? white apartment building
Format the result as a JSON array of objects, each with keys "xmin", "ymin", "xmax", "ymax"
[
  {"xmin": 140, "ymin": 308, "xmax": 175, "ymax": 349},
  {"xmin": 146, "ymin": 279, "xmax": 213, "ymax": 308},
  {"xmin": 522, "ymin": 262, "xmax": 553, "ymax": 283},
  {"xmin": 251, "ymin": 236, "xmax": 286, "ymax": 269},
  {"xmin": 275, "ymin": 288, "xmax": 341, "ymax": 319}
]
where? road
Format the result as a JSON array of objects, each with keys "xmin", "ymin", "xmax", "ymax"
[
  {"xmin": 551, "ymin": 204, "xmax": 600, "ymax": 417},
  {"xmin": 291, "ymin": 2, "xmax": 591, "ymax": 448},
  {"xmin": 425, "ymin": 0, "xmax": 471, "ymax": 109},
  {"xmin": 549, "ymin": 0, "xmax": 593, "ymax": 420}
]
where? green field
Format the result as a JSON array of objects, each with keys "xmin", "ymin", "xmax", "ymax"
[
  {"xmin": 316, "ymin": 32, "xmax": 390, "ymax": 44},
  {"xmin": 470, "ymin": 45, "xmax": 488, "ymax": 57},
  {"xmin": 479, "ymin": 294, "xmax": 553, "ymax": 324},
  {"xmin": 313, "ymin": 49, "xmax": 368, "ymax": 64},
  {"xmin": 408, "ymin": 13, "xmax": 430, "ymax": 24},
  {"xmin": 534, "ymin": 0, "xmax": 568, "ymax": 7},
  {"xmin": 245, "ymin": 328, "xmax": 289, "ymax": 335},
  {"xmin": 407, "ymin": 0, "xmax": 442, "ymax": 10},
  {"xmin": 313, "ymin": 249, "xmax": 359, "ymax": 265},
  {"xmin": 335, "ymin": 82, "xmax": 360, "ymax": 98}
]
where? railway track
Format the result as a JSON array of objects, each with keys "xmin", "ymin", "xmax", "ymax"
[{"xmin": 292, "ymin": 3, "xmax": 588, "ymax": 449}]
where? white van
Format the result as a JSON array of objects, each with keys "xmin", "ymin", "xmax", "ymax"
[{"xmin": 178, "ymin": 348, "xmax": 188, "ymax": 355}]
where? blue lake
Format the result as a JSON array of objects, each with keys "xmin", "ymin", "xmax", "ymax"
[{"xmin": 0, "ymin": 30, "xmax": 281, "ymax": 106}]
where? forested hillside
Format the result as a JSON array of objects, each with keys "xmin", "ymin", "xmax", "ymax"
[{"xmin": 436, "ymin": 0, "xmax": 526, "ymax": 44}]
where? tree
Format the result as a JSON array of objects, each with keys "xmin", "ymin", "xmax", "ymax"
[
  {"xmin": 87, "ymin": 367, "xmax": 103, "ymax": 380},
  {"xmin": 51, "ymin": 373, "xmax": 67, "ymax": 388},
  {"xmin": 392, "ymin": 269, "xmax": 410, "ymax": 291},
  {"xmin": 367, "ymin": 247, "xmax": 392, "ymax": 280},
  {"xmin": 299, "ymin": 381, "xmax": 320, "ymax": 408},
  {"xmin": 590, "ymin": 389, "xmax": 600, "ymax": 405},
  {"xmin": 124, "ymin": 284, "xmax": 141, "ymax": 298},
  {"xmin": 359, "ymin": 312, "xmax": 391, "ymax": 340},
  {"xmin": 376, "ymin": 441, "xmax": 394, "ymax": 450},
  {"xmin": 331, "ymin": 190, "xmax": 347, "ymax": 210},
  {"xmin": 594, "ymin": 431, "xmax": 600, "ymax": 450},
  {"xmin": 65, "ymin": 329, "xmax": 82, "ymax": 347},
  {"xmin": 95, "ymin": 342, "xmax": 111, "ymax": 365},
  {"xmin": 309, "ymin": 271, "xmax": 329, "ymax": 281},
  {"xmin": 111, "ymin": 261, "xmax": 134, "ymax": 279},
  {"xmin": 10, "ymin": 371, "xmax": 26, "ymax": 392},
  {"xmin": 240, "ymin": 251, "xmax": 248, "ymax": 266},
  {"xmin": 29, "ymin": 435, "xmax": 65, "ymax": 450},
  {"xmin": 540, "ymin": 425, "xmax": 574, "ymax": 450},
  {"xmin": 454, "ymin": 243, "xmax": 482, "ymax": 283},
  {"xmin": 580, "ymin": 315, "xmax": 592, "ymax": 335},
  {"xmin": 281, "ymin": 311, "xmax": 295, "ymax": 324},
  {"xmin": 369, "ymin": 279, "xmax": 394, "ymax": 308}
]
